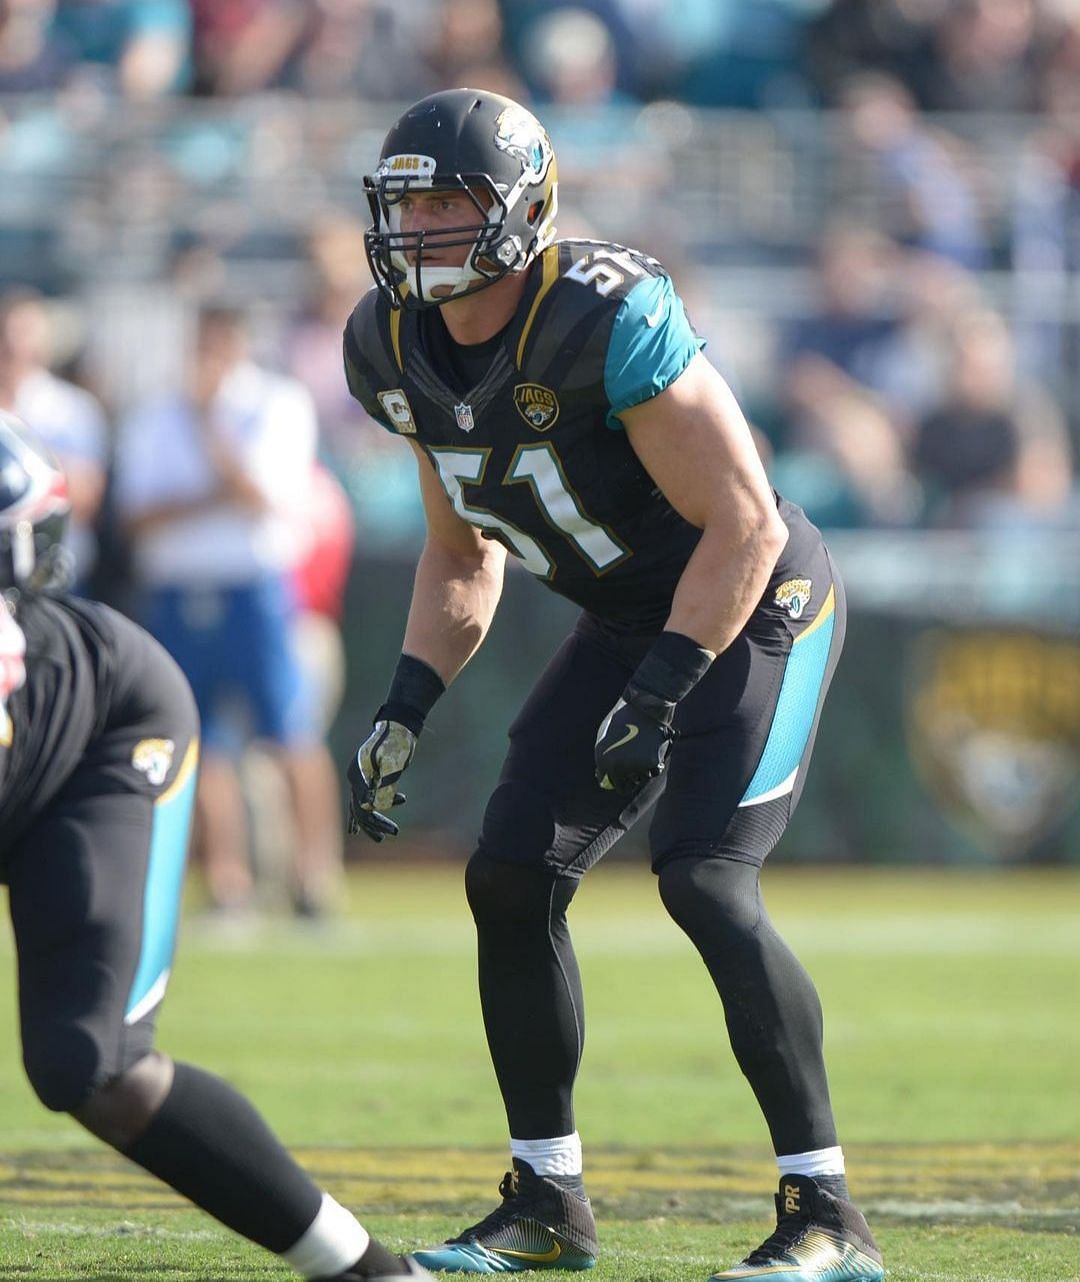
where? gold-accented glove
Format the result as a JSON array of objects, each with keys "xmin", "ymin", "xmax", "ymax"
[{"xmin": 347, "ymin": 719, "xmax": 418, "ymax": 841}]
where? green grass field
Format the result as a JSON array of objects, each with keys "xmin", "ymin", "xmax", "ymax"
[{"xmin": 1, "ymin": 863, "xmax": 1077, "ymax": 1281}]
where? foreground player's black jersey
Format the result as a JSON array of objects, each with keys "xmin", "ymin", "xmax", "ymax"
[
  {"xmin": 0, "ymin": 594, "xmax": 121, "ymax": 867},
  {"xmin": 345, "ymin": 239, "xmax": 710, "ymax": 634}
]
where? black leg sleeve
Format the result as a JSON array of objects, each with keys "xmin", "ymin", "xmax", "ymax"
[
  {"xmin": 466, "ymin": 855, "xmax": 583, "ymax": 1139},
  {"xmin": 658, "ymin": 856, "xmax": 839, "ymax": 1155},
  {"xmin": 124, "ymin": 1061, "xmax": 323, "ymax": 1254}
]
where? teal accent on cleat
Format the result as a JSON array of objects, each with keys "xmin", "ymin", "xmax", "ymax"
[
  {"xmin": 412, "ymin": 1159, "xmax": 598, "ymax": 1274},
  {"xmin": 709, "ymin": 1174, "xmax": 884, "ymax": 1282}
]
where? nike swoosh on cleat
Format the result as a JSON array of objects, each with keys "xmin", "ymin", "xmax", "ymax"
[
  {"xmin": 493, "ymin": 1244, "xmax": 563, "ymax": 1265},
  {"xmin": 603, "ymin": 724, "xmax": 639, "ymax": 753}
]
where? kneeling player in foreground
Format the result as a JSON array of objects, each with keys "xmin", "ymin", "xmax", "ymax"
[
  {"xmin": 0, "ymin": 411, "xmax": 431, "ymax": 1282},
  {"xmin": 345, "ymin": 90, "xmax": 884, "ymax": 1282}
]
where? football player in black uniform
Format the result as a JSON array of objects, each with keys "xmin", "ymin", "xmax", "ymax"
[
  {"xmin": 344, "ymin": 90, "xmax": 884, "ymax": 1282},
  {"xmin": 0, "ymin": 412, "xmax": 431, "ymax": 1282}
]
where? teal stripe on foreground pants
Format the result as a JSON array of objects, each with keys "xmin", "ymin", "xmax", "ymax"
[{"xmin": 124, "ymin": 741, "xmax": 198, "ymax": 1024}]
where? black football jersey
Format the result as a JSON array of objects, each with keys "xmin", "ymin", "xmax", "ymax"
[
  {"xmin": 344, "ymin": 239, "xmax": 710, "ymax": 634},
  {"xmin": 0, "ymin": 595, "xmax": 121, "ymax": 867}
]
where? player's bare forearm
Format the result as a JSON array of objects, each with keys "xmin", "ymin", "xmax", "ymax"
[
  {"xmin": 665, "ymin": 514, "xmax": 788, "ymax": 655},
  {"xmin": 401, "ymin": 536, "xmax": 506, "ymax": 686},
  {"xmin": 622, "ymin": 353, "xmax": 789, "ymax": 654}
]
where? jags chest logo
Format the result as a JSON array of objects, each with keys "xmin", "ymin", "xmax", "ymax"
[
  {"xmin": 513, "ymin": 383, "xmax": 560, "ymax": 432},
  {"xmin": 132, "ymin": 738, "xmax": 175, "ymax": 787},
  {"xmin": 774, "ymin": 578, "xmax": 812, "ymax": 620}
]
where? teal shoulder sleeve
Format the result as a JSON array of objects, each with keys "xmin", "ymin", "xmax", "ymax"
[{"xmin": 603, "ymin": 275, "xmax": 704, "ymax": 430}]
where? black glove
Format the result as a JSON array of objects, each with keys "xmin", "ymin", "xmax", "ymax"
[
  {"xmin": 594, "ymin": 686, "xmax": 677, "ymax": 794},
  {"xmin": 594, "ymin": 631, "xmax": 716, "ymax": 796},
  {"xmin": 347, "ymin": 719, "xmax": 418, "ymax": 841}
]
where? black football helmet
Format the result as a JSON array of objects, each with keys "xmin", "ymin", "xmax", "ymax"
[
  {"xmin": 364, "ymin": 88, "xmax": 559, "ymax": 310},
  {"xmin": 0, "ymin": 409, "xmax": 72, "ymax": 593}
]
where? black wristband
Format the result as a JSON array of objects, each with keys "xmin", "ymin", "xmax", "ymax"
[
  {"xmin": 628, "ymin": 631, "xmax": 715, "ymax": 706},
  {"xmin": 378, "ymin": 653, "xmax": 446, "ymax": 735}
]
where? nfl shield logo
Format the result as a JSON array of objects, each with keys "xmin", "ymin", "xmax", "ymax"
[{"xmin": 454, "ymin": 402, "xmax": 475, "ymax": 433}]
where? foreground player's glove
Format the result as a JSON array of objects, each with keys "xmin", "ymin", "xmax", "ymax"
[
  {"xmin": 348, "ymin": 720, "xmax": 417, "ymax": 841},
  {"xmin": 346, "ymin": 653, "xmax": 446, "ymax": 842},
  {"xmin": 595, "ymin": 631, "xmax": 715, "ymax": 795}
]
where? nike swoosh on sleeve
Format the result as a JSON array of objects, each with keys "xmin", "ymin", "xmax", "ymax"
[{"xmin": 643, "ymin": 298, "xmax": 666, "ymax": 327}]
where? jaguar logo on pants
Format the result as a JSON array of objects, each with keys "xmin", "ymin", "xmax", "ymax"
[{"xmin": 132, "ymin": 738, "xmax": 176, "ymax": 787}]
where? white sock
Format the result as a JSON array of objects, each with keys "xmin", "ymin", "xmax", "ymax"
[
  {"xmin": 282, "ymin": 1192, "xmax": 370, "ymax": 1279},
  {"xmin": 510, "ymin": 1132, "xmax": 583, "ymax": 1177},
  {"xmin": 776, "ymin": 1145, "xmax": 846, "ymax": 1178}
]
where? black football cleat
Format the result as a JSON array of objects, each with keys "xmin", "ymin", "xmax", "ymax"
[
  {"xmin": 709, "ymin": 1174, "xmax": 884, "ymax": 1281},
  {"xmin": 412, "ymin": 1159, "xmax": 598, "ymax": 1272}
]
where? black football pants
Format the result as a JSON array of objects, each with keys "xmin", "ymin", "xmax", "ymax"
[{"xmin": 466, "ymin": 537, "xmax": 846, "ymax": 1156}]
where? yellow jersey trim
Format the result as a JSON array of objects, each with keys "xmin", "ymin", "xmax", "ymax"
[
  {"xmin": 390, "ymin": 306, "xmax": 404, "ymax": 372},
  {"xmin": 516, "ymin": 245, "xmax": 560, "ymax": 369}
]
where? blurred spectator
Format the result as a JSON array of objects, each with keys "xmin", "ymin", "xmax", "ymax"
[
  {"xmin": 868, "ymin": 248, "xmax": 984, "ymax": 433},
  {"xmin": 802, "ymin": 0, "xmax": 946, "ymax": 107},
  {"xmin": 292, "ymin": 460, "xmax": 354, "ymax": 736},
  {"xmin": 244, "ymin": 461, "xmax": 355, "ymax": 917},
  {"xmin": 639, "ymin": 0, "xmax": 819, "ymax": 109},
  {"xmin": 431, "ymin": 0, "xmax": 511, "ymax": 90},
  {"xmin": 519, "ymin": 8, "xmax": 667, "ymax": 236},
  {"xmin": 284, "ymin": 216, "xmax": 373, "ymax": 454},
  {"xmin": 279, "ymin": 0, "xmax": 440, "ymax": 102},
  {"xmin": 0, "ymin": 0, "xmax": 72, "ymax": 91},
  {"xmin": 284, "ymin": 217, "xmax": 425, "ymax": 547},
  {"xmin": 782, "ymin": 222, "xmax": 900, "ymax": 392},
  {"xmin": 51, "ymin": 0, "xmax": 191, "ymax": 99},
  {"xmin": 501, "ymin": 0, "xmax": 640, "ymax": 99},
  {"xmin": 0, "ymin": 288, "xmax": 107, "ymax": 588},
  {"xmin": 114, "ymin": 305, "xmax": 344, "ymax": 918},
  {"xmin": 919, "ymin": 0, "xmax": 1040, "ymax": 114},
  {"xmin": 771, "ymin": 384, "xmax": 920, "ymax": 528},
  {"xmin": 1011, "ymin": 13, "xmax": 1080, "ymax": 384},
  {"xmin": 912, "ymin": 308, "xmax": 1074, "ymax": 527},
  {"xmin": 190, "ymin": 0, "xmax": 307, "ymax": 97},
  {"xmin": 522, "ymin": 6, "xmax": 624, "ymax": 109},
  {"xmin": 840, "ymin": 71, "xmax": 988, "ymax": 268}
]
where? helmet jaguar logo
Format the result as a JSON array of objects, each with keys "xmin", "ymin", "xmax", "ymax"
[
  {"xmin": 493, "ymin": 106, "xmax": 552, "ymax": 180},
  {"xmin": 513, "ymin": 384, "xmax": 560, "ymax": 432}
]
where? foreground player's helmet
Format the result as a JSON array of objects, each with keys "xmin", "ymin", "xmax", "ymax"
[
  {"xmin": 0, "ymin": 409, "xmax": 72, "ymax": 592},
  {"xmin": 364, "ymin": 88, "xmax": 559, "ymax": 309}
]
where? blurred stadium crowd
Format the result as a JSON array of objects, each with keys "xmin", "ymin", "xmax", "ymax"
[
  {"xmin": 2, "ymin": 0, "xmax": 1078, "ymax": 557},
  {"xmin": 2, "ymin": 0, "xmax": 1079, "ymax": 891}
]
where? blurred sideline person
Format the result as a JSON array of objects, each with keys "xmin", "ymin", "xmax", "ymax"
[
  {"xmin": 245, "ymin": 461, "xmax": 355, "ymax": 915},
  {"xmin": 0, "ymin": 411, "xmax": 431, "ymax": 1282},
  {"xmin": 114, "ymin": 305, "xmax": 343, "ymax": 917},
  {"xmin": 344, "ymin": 90, "xmax": 884, "ymax": 1282},
  {"xmin": 0, "ymin": 288, "xmax": 108, "ymax": 591}
]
